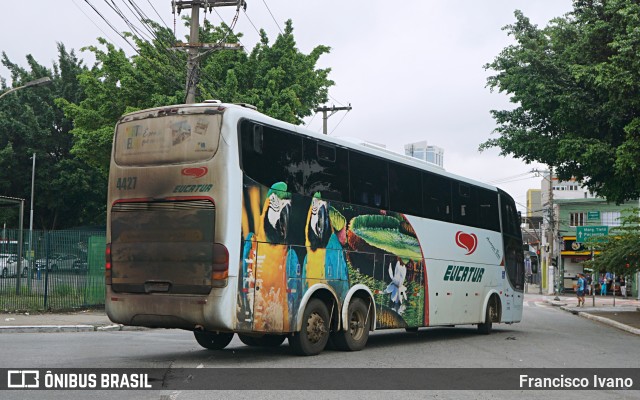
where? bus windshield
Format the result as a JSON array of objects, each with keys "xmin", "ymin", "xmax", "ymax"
[{"xmin": 114, "ymin": 113, "xmax": 222, "ymax": 166}]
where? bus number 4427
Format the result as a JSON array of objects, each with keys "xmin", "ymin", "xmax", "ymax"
[{"xmin": 116, "ymin": 177, "xmax": 137, "ymax": 190}]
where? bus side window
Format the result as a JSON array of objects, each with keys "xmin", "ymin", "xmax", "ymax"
[
  {"xmin": 389, "ymin": 162, "xmax": 423, "ymax": 216},
  {"xmin": 240, "ymin": 121, "xmax": 303, "ymax": 193},
  {"xmin": 252, "ymin": 125, "xmax": 263, "ymax": 154},
  {"xmin": 349, "ymin": 151, "xmax": 388, "ymax": 209},
  {"xmin": 453, "ymin": 183, "xmax": 478, "ymax": 227},
  {"xmin": 302, "ymin": 138, "xmax": 349, "ymax": 201},
  {"xmin": 477, "ymin": 188, "xmax": 500, "ymax": 231},
  {"xmin": 423, "ymin": 172, "xmax": 452, "ymax": 222}
]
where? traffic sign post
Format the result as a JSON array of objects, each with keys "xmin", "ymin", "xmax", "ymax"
[
  {"xmin": 576, "ymin": 225, "xmax": 609, "ymax": 242},
  {"xmin": 576, "ymin": 226, "xmax": 609, "ymax": 306}
]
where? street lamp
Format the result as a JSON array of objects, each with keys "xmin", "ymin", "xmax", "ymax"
[{"xmin": 0, "ymin": 77, "xmax": 51, "ymax": 100}]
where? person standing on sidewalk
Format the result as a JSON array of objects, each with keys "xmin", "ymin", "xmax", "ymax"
[
  {"xmin": 620, "ymin": 276, "xmax": 626, "ymax": 298},
  {"xmin": 576, "ymin": 273, "xmax": 586, "ymax": 307}
]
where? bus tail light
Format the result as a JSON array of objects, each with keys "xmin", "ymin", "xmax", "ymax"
[
  {"xmin": 211, "ymin": 243, "xmax": 229, "ymax": 288},
  {"xmin": 105, "ymin": 243, "xmax": 112, "ymax": 285}
]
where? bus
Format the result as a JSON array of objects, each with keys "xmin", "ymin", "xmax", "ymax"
[{"xmin": 106, "ymin": 100, "xmax": 524, "ymax": 355}]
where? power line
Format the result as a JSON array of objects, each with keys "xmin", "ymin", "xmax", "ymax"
[
  {"xmin": 82, "ymin": 0, "xmax": 140, "ymax": 54},
  {"xmin": 261, "ymin": 0, "xmax": 283, "ymax": 34},
  {"xmin": 146, "ymin": 0, "xmax": 170, "ymax": 29},
  {"xmin": 329, "ymin": 109, "xmax": 350, "ymax": 135},
  {"xmin": 72, "ymin": 0, "xmax": 119, "ymax": 44},
  {"xmin": 242, "ymin": 9, "xmax": 262, "ymax": 36}
]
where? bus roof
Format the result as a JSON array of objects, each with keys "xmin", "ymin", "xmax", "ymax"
[{"xmin": 119, "ymin": 101, "xmax": 500, "ymax": 193}]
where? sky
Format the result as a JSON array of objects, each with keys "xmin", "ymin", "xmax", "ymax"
[{"xmin": 0, "ymin": 0, "xmax": 575, "ymax": 211}]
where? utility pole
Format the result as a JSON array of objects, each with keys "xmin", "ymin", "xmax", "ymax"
[
  {"xmin": 547, "ymin": 166, "xmax": 558, "ymax": 299},
  {"xmin": 315, "ymin": 104, "xmax": 352, "ymax": 134},
  {"xmin": 172, "ymin": 1, "xmax": 245, "ymax": 104}
]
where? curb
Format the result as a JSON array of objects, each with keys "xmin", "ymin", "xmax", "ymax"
[
  {"xmin": 578, "ymin": 312, "xmax": 640, "ymax": 336},
  {"xmin": 0, "ymin": 324, "xmax": 149, "ymax": 334},
  {"xmin": 555, "ymin": 305, "xmax": 640, "ymax": 336}
]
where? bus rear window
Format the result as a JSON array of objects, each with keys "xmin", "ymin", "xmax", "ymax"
[{"xmin": 114, "ymin": 114, "xmax": 222, "ymax": 166}]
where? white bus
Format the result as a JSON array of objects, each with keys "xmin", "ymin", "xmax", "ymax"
[{"xmin": 106, "ymin": 100, "xmax": 524, "ymax": 355}]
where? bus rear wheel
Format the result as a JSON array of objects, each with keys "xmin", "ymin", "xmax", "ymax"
[
  {"xmin": 194, "ymin": 330, "xmax": 234, "ymax": 350},
  {"xmin": 332, "ymin": 298, "xmax": 370, "ymax": 351},
  {"xmin": 289, "ymin": 298, "xmax": 330, "ymax": 356},
  {"xmin": 478, "ymin": 299, "xmax": 498, "ymax": 335},
  {"xmin": 239, "ymin": 333, "xmax": 286, "ymax": 347}
]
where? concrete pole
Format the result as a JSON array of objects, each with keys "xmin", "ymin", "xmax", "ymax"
[{"xmin": 185, "ymin": 6, "xmax": 200, "ymax": 104}]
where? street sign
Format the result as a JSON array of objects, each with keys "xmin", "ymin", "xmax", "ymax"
[
  {"xmin": 576, "ymin": 225, "xmax": 609, "ymax": 242},
  {"xmin": 587, "ymin": 211, "xmax": 600, "ymax": 221}
]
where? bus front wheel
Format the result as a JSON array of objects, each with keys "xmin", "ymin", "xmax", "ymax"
[
  {"xmin": 194, "ymin": 330, "xmax": 234, "ymax": 350},
  {"xmin": 289, "ymin": 298, "xmax": 330, "ymax": 356},
  {"xmin": 332, "ymin": 298, "xmax": 370, "ymax": 351}
]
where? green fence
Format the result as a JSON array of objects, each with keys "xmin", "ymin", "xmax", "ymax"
[{"xmin": 0, "ymin": 229, "xmax": 106, "ymax": 312}]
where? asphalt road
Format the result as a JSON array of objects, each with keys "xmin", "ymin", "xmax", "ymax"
[{"xmin": 1, "ymin": 300, "xmax": 639, "ymax": 400}]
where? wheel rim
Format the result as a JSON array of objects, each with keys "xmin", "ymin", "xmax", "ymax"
[
  {"xmin": 306, "ymin": 312, "xmax": 327, "ymax": 344},
  {"xmin": 489, "ymin": 304, "xmax": 498, "ymax": 321},
  {"xmin": 348, "ymin": 309, "xmax": 365, "ymax": 341}
]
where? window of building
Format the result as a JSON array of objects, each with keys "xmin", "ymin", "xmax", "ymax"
[
  {"xmin": 569, "ymin": 212, "xmax": 586, "ymax": 227},
  {"xmin": 601, "ymin": 211, "xmax": 621, "ymax": 227}
]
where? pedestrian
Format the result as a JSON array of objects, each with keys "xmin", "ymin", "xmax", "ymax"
[
  {"xmin": 576, "ymin": 273, "xmax": 586, "ymax": 307},
  {"xmin": 620, "ymin": 276, "xmax": 626, "ymax": 298},
  {"xmin": 600, "ymin": 274, "xmax": 607, "ymax": 296},
  {"xmin": 585, "ymin": 273, "xmax": 591, "ymax": 296}
]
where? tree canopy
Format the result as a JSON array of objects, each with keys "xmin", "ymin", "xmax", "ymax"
[
  {"xmin": 0, "ymin": 45, "xmax": 106, "ymax": 229},
  {"xmin": 585, "ymin": 208, "xmax": 640, "ymax": 276},
  {"xmin": 1, "ymin": 18, "xmax": 334, "ymax": 229},
  {"xmin": 59, "ymin": 18, "xmax": 333, "ymax": 177},
  {"xmin": 481, "ymin": 0, "xmax": 640, "ymax": 203}
]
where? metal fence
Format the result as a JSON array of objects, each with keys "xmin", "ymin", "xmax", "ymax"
[{"xmin": 0, "ymin": 229, "xmax": 106, "ymax": 312}]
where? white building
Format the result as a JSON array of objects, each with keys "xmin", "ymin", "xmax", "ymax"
[{"xmin": 404, "ymin": 140, "xmax": 444, "ymax": 168}]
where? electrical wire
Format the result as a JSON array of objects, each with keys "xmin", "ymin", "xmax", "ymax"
[
  {"xmin": 242, "ymin": 9, "xmax": 262, "ymax": 36},
  {"xmin": 329, "ymin": 109, "xmax": 350, "ymax": 135},
  {"xmin": 82, "ymin": 0, "xmax": 140, "ymax": 54},
  {"xmin": 261, "ymin": 0, "xmax": 283, "ymax": 34},
  {"xmin": 72, "ymin": 0, "xmax": 119, "ymax": 44}
]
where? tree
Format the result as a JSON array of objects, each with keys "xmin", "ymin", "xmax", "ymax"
[
  {"xmin": 60, "ymin": 18, "xmax": 334, "ymax": 176},
  {"xmin": 481, "ymin": 1, "xmax": 640, "ymax": 203},
  {"xmin": 0, "ymin": 45, "xmax": 106, "ymax": 229},
  {"xmin": 586, "ymin": 208, "xmax": 640, "ymax": 276}
]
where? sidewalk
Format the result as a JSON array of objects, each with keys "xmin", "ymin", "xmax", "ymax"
[
  {"xmin": 539, "ymin": 290, "xmax": 640, "ymax": 336},
  {"xmin": 0, "ymin": 309, "xmax": 145, "ymax": 333}
]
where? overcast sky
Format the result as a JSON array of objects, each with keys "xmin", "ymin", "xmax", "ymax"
[{"xmin": 0, "ymin": 0, "xmax": 574, "ymax": 211}]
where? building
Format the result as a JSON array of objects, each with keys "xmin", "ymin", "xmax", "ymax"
[
  {"xmin": 555, "ymin": 198, "xmax": 636, "ymax": 295},
  {"xmin": 404, "ymin": 140, "xmax": 444, "ymax": 168}
]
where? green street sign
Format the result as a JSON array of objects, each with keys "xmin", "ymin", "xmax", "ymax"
[
  {"xmin": 587, "ymin": 211, "xmax": 600, "ymax": 221},
  {"xmin": 576, "ymin": 225, "xmax": 609, "ymax": 242}
]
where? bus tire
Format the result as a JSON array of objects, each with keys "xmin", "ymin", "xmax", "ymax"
[
  {"xmin": 194, "ymin": 330, "xmax": 234, "ymax": 350},
  {"xmin": 289, "ymin": 298, "xmax": 330, "ymax": 356},
  {"xmin": 478, "ymin": 300, "xmax": 496, "ymax": 335},
  {"xmin": 332, "ymin": 298, "xmax": 370, "ymax": 351},
  {"xmin": 239, "ymin": 334, "xmax": 286, "ymax": 347}
]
